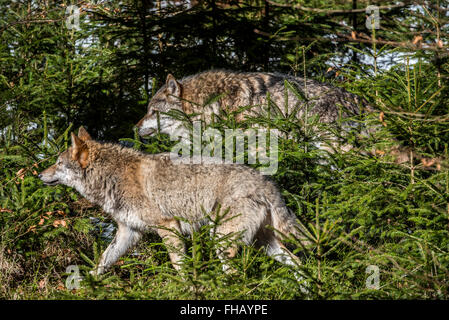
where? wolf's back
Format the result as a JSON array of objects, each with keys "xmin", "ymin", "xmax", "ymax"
[{"xmin": 180, "ymin": 69, "xmax": 370, "ymax": 122}]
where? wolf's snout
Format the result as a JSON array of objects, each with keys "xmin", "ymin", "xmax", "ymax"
[
  {"xmin": 38, "ymin": 168, "xmax": 60, "ymax": 186},
  {"xmin": 140, "ymin": 129, "xmax": 155, "ymax": 137},
  {"xmin": 135, "ymin": 118, "xmax": 153, "ymax": 137},
  {"xmin": 136, "ymin": 124, "xmax": 155, "ymax": 137}
]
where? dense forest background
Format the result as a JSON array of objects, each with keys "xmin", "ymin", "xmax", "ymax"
[{"xmin": 1, "ymin": 0, "xmax": 448, "ymax": 299}]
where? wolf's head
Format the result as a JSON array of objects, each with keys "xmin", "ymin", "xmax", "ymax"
[
  {"xmin": 136, "ymin": 74, "xmax": 182, "ymax": 137},
  {"xmin": 39, "ymin": 127, "xmax": 92, "ymax": 189},
  {"xmin": 136, "ymin": 74, "xmax": 189, "ymax": 139}
]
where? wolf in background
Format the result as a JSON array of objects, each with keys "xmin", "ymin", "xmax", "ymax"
[
  {"xmin": 136, "ymin": 69, "xmax": 368, "ymax": 146},
  {"xmin": 39, "ymin": 127, "xmax": 309, "ymax": 280},
  {"xmin": 136, "ymin": 69, "xmax": 443, "ymax": 167}
]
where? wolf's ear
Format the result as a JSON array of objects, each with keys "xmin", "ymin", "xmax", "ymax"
[
  {"xmin": 78, "ymin": 126, "xmax": 92, "ymax": 142},
  {"xmin": 71, "ymin": 132, "xmax": 89, "ymax": 168},
  {"xmin": 166, "ymin": 74, "xmax": 182, "ymax": 97}
]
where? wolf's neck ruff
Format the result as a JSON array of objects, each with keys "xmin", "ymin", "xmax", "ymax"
[{"xmin": 74, "ymin": 141, "xmax": 150, "ymax": 230}]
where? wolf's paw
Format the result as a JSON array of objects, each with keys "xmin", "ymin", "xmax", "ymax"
[
  {"xmin": 89, "ymin": 268, "xmax": 104, "ymax": 276},
  {"xmin": 292, "ymin": 272, "xmax": 310, "ymax": 295}
]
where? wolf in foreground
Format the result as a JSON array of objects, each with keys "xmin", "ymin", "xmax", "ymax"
[{"xmin": 39, "ymin": 127, "xmax": 309, "ymax": 277}]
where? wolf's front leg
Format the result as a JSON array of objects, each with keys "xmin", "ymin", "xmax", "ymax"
[
  {"xmin": 91, "ymin": 223, "xmax": 142, "ymax": 275},
  {"xmin": 157, "ymin": 219, "xmax": 186, "ymax": 271}
]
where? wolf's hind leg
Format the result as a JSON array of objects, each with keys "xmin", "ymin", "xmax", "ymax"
[
  {"xmin": 92, "ymin": 223, "xmax": 142, "ymax": 275},
  {"xmin": 212, "ymin": 220, "xmax": 242, "ymax": 274},
  {"xmin": 157, "ymin": 219, "xmax": 186, "ymax": 272},
  {"xmin": 266, "ymin": 238, "xmax": 309, "ymax": 294},
  {"xmin": 266, "ymin": 239, "xmax": 299, "ymax": 267}
]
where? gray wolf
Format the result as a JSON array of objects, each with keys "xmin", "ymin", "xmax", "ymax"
[
  {"xmin": 136, "ymin": 69, "xmax": 368, "ymax": 145},
  {"xmin": 39, "ymin": 127, "xmax": 309, "ymax": 278},
  {"xmin": 136, "ymin": 69, "xmax": 442, "ymax": 167}
]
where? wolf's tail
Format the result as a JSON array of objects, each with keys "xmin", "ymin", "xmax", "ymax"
[{"xmin": 271, "ymin": 205, "xmax": 311, "ymax": 247}]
